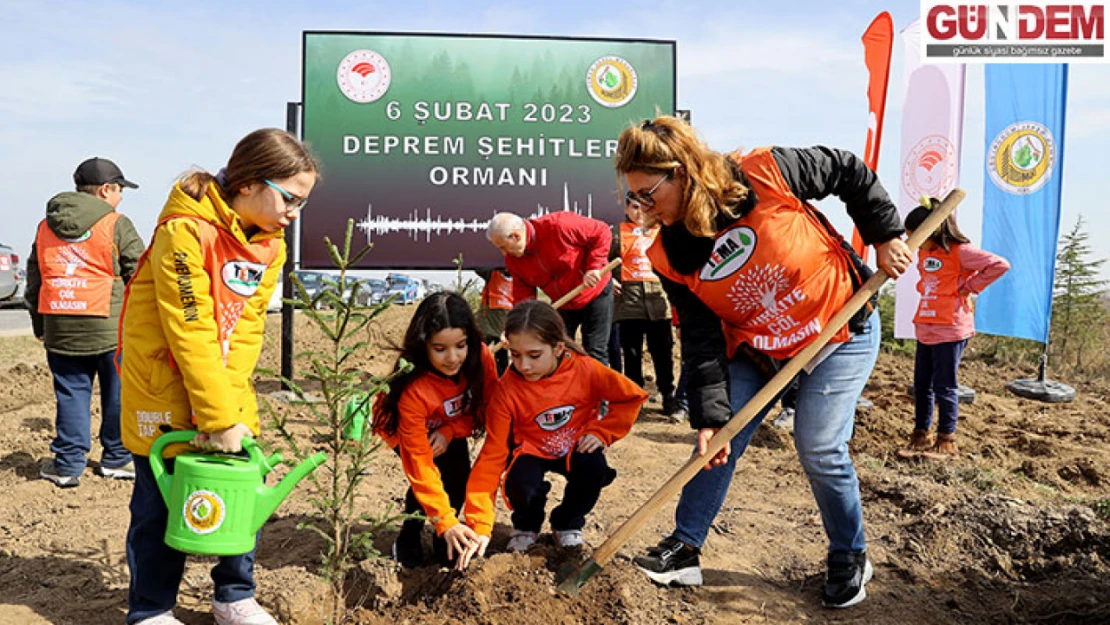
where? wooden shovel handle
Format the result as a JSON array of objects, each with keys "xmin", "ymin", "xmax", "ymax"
[
  {"xmin": 588, "ymin": 188, "xmax": 965, "ymax": 567},
  {"xmin": 491, "ymin": 257, "xmax": 622, "ymax": 353}
]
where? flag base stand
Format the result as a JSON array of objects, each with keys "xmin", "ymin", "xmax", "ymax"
[
  {"xmin": 1005, "ymin": 354, "xmax": 1075, "ymax": 403},
  {"xmin": 906, "ymin": 385, "xmax": 977, "ymax": 404}
]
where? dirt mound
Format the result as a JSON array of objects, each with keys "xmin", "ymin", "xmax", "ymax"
[{"xmin": 347, "ymin": 548, "xmax": 711, "ymax": 625}]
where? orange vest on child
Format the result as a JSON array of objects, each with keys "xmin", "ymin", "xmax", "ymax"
[
  {"xmin": 914, "ymin": 244, "xmax": 968, "ymax": 325},
  {"xmin": 481, "ymin": 271, "xmax": 513, "ymax": 310},
  {"xmin": 620, "ymin": 221, "xmax": 661, "ymax": 283},
  {"xmin": 373, "ymin": 344, "xmax": 499, "ymax": 534},
  {"xmin": 35, "ymin": 212, "xmax": 121, "ymax": 317},
  {"xmin": 464, "ymin": 353, "xmax": 648, "ymax": 536},
  {"xmin": 647, "ymin": 148, "xmax": 858, "ymax": 360},
  {"xmin": 122, "ymin": 214, "xmax": 282, "ymax": 365}
]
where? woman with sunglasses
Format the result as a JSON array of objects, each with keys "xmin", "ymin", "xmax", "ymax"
[
  {"xmin": 616, "ymin": 116, "xmax": 910, "ymax": 609},
  {"xmin": 118, "ymin": 128, "xmax": 318, "ymax": 625}
]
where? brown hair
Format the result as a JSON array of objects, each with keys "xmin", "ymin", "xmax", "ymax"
[
  {"xmin": 614, "ymin": 116, "xmax": 750, "ymax": 237},
  {"xmin": 503, "ymin": 300, "xmax": 586, "ymax": 356},
  {"xmin": 904, "ymin": 196, "xmax": 970, "ymax": 252},
  {"xmin": 178, "ymin": 128, "xmax": 320, "ymax": 201}
]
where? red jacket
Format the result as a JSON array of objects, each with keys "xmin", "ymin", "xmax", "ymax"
[{"xmin": 506, "ymin": 212, "xmax": 611, "ymax": 310}]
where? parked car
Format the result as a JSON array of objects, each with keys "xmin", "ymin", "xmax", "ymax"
[
  {"xmin": 386, "ymin": 274, "xmax": 419, "ymax": 305},
  {"xmin": 360, "ymin": 278, "xmax": 388, "ymax": 305},
  {"xmin": 0, "ymin": 242, "xmax": 20, "ymax": 306}
]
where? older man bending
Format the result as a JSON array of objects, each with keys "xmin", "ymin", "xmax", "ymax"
[{"xmin": 487, "ymin": 211, "xmax": 613, "ymax": 365}]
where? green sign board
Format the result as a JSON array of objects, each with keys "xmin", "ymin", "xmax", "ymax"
[{"xmin": 301, "ymin": 32, "xmax": 676, "ymax": 269}]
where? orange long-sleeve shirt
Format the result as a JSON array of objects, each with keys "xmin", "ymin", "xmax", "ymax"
[
  {"xmin": 464, "ymin": 353, "xmax": 647, "ymax": 536},
  {"xmin": 377, "ymin": 344, "xmax": 498, "ymax": 535}
]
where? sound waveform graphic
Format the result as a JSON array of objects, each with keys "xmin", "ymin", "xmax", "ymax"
[{"xmin": 356, "ymin": 183, "xmax": 595, "ymax": 244}]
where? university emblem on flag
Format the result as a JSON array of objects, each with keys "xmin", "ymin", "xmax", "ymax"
[{"xmin": 987, "ymin": 121, "xmax": 1056, "ymax": 195}]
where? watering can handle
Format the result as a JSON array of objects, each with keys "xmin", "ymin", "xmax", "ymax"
[{"xmin": 148, "ymin": 430, "xmax": 199, "ymax": 506}]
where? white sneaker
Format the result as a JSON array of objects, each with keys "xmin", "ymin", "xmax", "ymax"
[
  {"xmin": 506, "ymin": 530, "xmax": 537, "ymax": 552},
  {"xmin": 555, "ymin": 529, "xmax": 584, "ymax": 547},
  {"xmin": 134, "ymin": 611, "xmax": 186, "ymax": 625},
  {"xmin": 212, "ymin": 597, "xmax": 278, "ymax": 625},
  {"xmin": 96, "ymin": 461, "xmax": 136, "ymax": 480}
]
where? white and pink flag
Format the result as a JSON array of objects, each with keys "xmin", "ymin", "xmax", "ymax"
[{"xmin": 894, "ymin": 18, "xmax": 967, "ymax": 339}]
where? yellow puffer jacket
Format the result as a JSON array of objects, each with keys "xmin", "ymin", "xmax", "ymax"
[{"xmin": 120, "ymin": 182, "xmax": 285, "ymax": 458}]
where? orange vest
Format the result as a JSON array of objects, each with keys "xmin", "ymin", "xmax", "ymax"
[
  {"xmin": 914, "ymin": 244, "xmax": 968, "ymax": 325},
  {"xmin": 35, "ymin": 212, "xmax": 121, "ymax": 317},
  {"xmin": 647, "ymin": 148, "xmax": 857, "ymax": 360},
  {"xmin": 481, "ymin": 271, "xmax": 513, "ymax": 310},
  {"xmin": 124, "ymin": 214, "xmax": 281, "ymax": 364},
  {"xmin": 619, "ymin": 222, "xmax": 660, "ymax": 283}
]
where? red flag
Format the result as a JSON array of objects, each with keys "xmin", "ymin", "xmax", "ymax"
[{"xmin": 851, "ymin": 12, "xmax": 894, "ymax": 263}]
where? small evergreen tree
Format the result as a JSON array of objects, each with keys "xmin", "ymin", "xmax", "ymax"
[{"xmin": 1051, "ymin": 216, "xmax": 1108, "ymax": 370}]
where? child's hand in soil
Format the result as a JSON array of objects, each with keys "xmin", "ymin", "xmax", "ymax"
[
  {"xmin": 443, "ymin": 523, "xmax": 482, "ymax": 569},
  {"xmin": 455, "ymin": 531, "xmax": 490, "ymax": 571}
]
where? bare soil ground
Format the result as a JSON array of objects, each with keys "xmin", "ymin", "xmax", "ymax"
[{"xmin": 2, "ymin": 307, "xmax": 1108, "ymax": 624}]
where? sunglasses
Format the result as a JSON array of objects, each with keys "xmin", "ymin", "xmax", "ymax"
[
  {"xmin": 263, "ymin": 179, "xmax": 308, "ymax": 211},
  {"xmin": 625, "ymin": 172, "xmax": 670, "ymax": 208}
]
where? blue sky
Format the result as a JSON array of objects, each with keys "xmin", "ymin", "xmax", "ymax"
[{"xmin": 2, "ymin": 0, "xmax": 1108, "ymax": 284}]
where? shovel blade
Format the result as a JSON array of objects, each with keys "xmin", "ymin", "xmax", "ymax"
[{"xmin": 555, "ymin": 558, "xmax": 602, "ymax": 595}]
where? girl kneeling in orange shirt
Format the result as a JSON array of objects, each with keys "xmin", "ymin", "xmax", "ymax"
[
  {"xmin": 373, "ymin": 292, "xmax": 498, "ymax": 568},
  {"xmin": 460, "ymin": 300, "xmax": 647, "ymax": 566}
]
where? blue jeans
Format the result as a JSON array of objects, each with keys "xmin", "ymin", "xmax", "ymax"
[
  {"xmin": 673, "ymin": 312, "xmax": 880, "ymax": 554},
  {"xmin": 914, "ymin": 339, "xmax": 968, "ymax": 435},
  {"xmin": 46, "ymin": 350, "xmax": 131, "ymax": 475},
  {"xmin": 126, "ymin": 456, "xmax": 257, "ymax": 624}
]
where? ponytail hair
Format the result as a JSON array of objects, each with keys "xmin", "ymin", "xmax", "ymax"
[
  {"xmin": 503, "ymin": 300, "xmax": 586, "ymax": 356},
  {"xmin": 179, "ymin": 128, "xmax": 320, "ymax": 202},
  {"xmin": 904, "ymin": 196, "xmax": 970, "ymax": 252}
]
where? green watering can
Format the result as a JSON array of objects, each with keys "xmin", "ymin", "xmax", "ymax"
[
  {"xmin": 150, "ymin": 430, "xmax": 327, "ymax": 556},
  {"xmin": 343, "ymin": 392, "xmax": 371, "ymax": 441}
]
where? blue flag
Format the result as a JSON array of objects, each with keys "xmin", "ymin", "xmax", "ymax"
[{"xmin": 976, "ymin": 65, "xmax": 1068, "ymax": 343}]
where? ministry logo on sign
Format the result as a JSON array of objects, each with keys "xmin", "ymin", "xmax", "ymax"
[{"xmin": 922, "ymin": 1, "xmax": 1107, "ymax": 62}]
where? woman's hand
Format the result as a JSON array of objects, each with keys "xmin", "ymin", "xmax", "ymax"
[
  {"xmin": 428, "ymin": 429, "xmax": 449, "ymax": 457},
  {"xmin": 576, "ymin": 433, "xmax": 606, "ymax": 454},
  {"xmin": 612, "ymin": 279, "xmax": 623, "ymax": 296},
  {"xmin": 194, "ymin": 423, "xmax": 253, "ymax": 453},
  {"xmin": 875, "ymin": 238, "xmax": 913, "ymax": 278},
  {"xmin": 450, "ymin": 526, "xmax": 490, "ymax": 571},
  {"xmin": 696, "ymin": 428, "xmax": 729, "ymax": 471}
]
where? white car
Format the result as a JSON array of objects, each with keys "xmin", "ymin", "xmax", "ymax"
[{"xmin": 0, "ymin": 242, "xmax": 20, "ymax": 306}]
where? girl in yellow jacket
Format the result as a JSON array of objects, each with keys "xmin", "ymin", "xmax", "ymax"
[{"xmin": 119, "ymin": 129, "xmax": 318, "ymax": 625}]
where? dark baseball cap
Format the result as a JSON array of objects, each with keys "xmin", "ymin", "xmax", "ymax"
[{"xmin": 73, "ymin": 157, "xmax": 139, "ymax": 189}]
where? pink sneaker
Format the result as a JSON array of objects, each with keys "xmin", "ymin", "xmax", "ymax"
[{"xmin": 211, "ymin": 597, "xmax": 278, "ymax": 625}]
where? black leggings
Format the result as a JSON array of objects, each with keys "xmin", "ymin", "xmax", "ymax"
[
  {"xmin": 400, "ymin": 437, "xmax": 471, "ymax": 529},
  {"xmin": 503, "ymin": 450, "xmax": 616, "ymax": 532}
]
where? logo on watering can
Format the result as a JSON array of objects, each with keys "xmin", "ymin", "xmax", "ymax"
[{"xmin": 183, "ymin": 490, "xmax": 226, "ymax": 534}]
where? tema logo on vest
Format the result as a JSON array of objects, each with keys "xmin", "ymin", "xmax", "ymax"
[
  {"xmin": 534, "ymin": 405, "xmax": 575, "ymax": 431},
  {"xmin": 183, "ymin": 490, "xmax": 225, "ymax": 535},
  {"xmin": 442, "ymin": 392, "xmax": 467, "ymax": 418},
  {"xmin": 586, "ymin": 56, "xmax": 638, "ymax": 108},
  {"xmin": 922, "ymin": 257, "xmax": 944, "ymax": 272},
  {"xmin": 988, "ymin": 121, "xmax": 1056, "ymax": 195},
  {"xmin": 700, "ymin": 227, "xmax": 757, "ymax": 282},
  {"xmin": 337, "ymin": 49, "xmax": 392, "ymax": 103},
  {"xmin": 221, "ymin": 261, "xmax": 267, "ymax": 297}
]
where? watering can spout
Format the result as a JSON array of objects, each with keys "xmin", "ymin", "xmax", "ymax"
[{"xmin": 252, "ymin": 451, "xmax": 327, "ymax": 532}]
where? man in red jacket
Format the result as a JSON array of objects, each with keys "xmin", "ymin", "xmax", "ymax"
[{"xmin": 487, "ymin": 212, "xmax": 613, "ymax": 365}]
